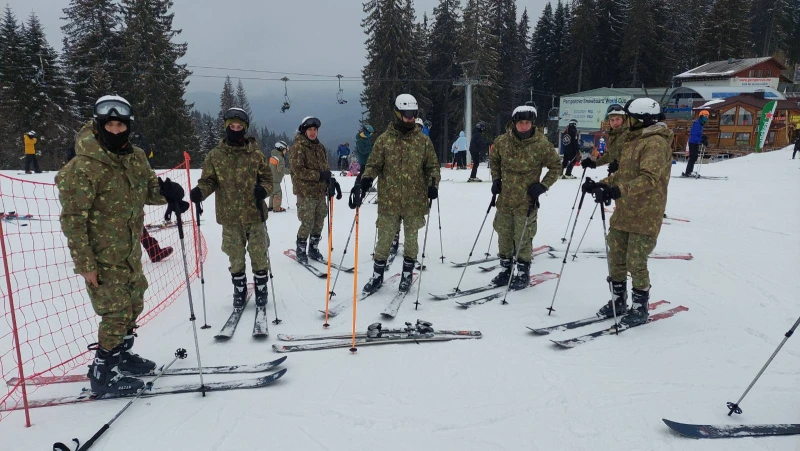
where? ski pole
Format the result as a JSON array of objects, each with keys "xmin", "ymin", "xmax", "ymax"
[
  {"xmin": 726, "ymin": 315, "xmax": 800, "ymax": 416},
  {"xmin": 414, "ymin": 178, "xmax": 436, "ymax": 310},
  {"xmin": 53, "ymin": 349, "xmax": 188, "ymax": 451},
  {"xmin": 546, "ymin": 186, "xmax": 588, "ymax": 315},
  {"xmin": 571, "ymin": 203, "xmax": 598, "ymax": 260},
  {"xmin": 348, "ymin": 186, "xmax": 363, "ymax": 353},
  {"xmin": 194, "ymin": 201, "xmax": 210, "ymax": 329},
  {"xmin": 323, "ymin": 182, "xmax": 336, "ymax": 329},
  {"xmin": 696, "ymin": 143, "xmax": 706, "ymax": 178},
  {"xmin": 559, "ymin": 167, "xmax": 587, "ymax": 243},
  {"xmin": 282, "ymin": 178, "xmax": 291, "ymax": 209},
  {"xmin": 256, "ymin": 197, "xmax": 281, "ymax": 325},
  {"xmin": 484, "ymin": 229, "xmax": 494, "ymax": 258},
  {"xmin": 598, "ymin": 195, "xmax": 620, "ymax": 333},
  {"xmin": 436, "ymin": 197, "xmax": 445, "ymax": 263},
  {"xmin": 328, "ymin": 215, "xmax": 356, "ymax": 300},
  {"xmin": 500, "ymin": 201, "xmax": 537, "ymax": 305},
  {"xmin": 453, "ymin": 195, "xmax": 496, "ymax": 293}
]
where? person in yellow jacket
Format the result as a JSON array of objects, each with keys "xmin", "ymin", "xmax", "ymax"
[{"xmin": 23, "ymin": 131, "xmax": 42, "ymax": 174}]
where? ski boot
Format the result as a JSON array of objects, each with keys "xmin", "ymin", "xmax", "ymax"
[
  {"xmin": 621, "ymin": 287, "xmax": 650, "ymax": 327},
  {"xmin": 87, "ymin": 344, "xmax": 144, "ymax": 396},
  {"xmin": 597, "ymin": 280, "xmax": 628, "ymax": 318},
  {"xmin": 398, "ymin": 257, "xmax": 415, "ymax": 292},
  {"xmin": 363, "ymin": 260, "xmax": 386, "ymax": 294},
  {"xmin": 367, "ymin": 322, "xmax": 383, "ymax": 339},
  {"xmin": 295, "ymin": 238, "xmax": 308, "ymax": 264},
  {"xmin": 509, "ymin": 261, "xmax": 530, "ymax": 290},
  {"xmin": 491, "ymin": 258, "xmax": 512, "ymax": 286},
  {"xmin": 389, "ymin": 233, "xmax": 400, "ymax": 258},
  {"xmin": 117, "ymin": 329, "xmax": 156, "ymax": 375},
  {"xmin": 254, "ymin": 270, "xmax": 269, "ymax": 307},
  {"xmin": 468, "ymin": 177, "xmax": 482, "ymax": 183},
  {"xmin": 232, "ymin": 272, "xmax": 248, "ymax": 310},
  {"xmin": 308, "ymin": 235, "xmax": 324, "ymax": 262}
]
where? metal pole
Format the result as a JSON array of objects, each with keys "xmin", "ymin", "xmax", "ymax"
[{"xmin": 465, "ymin": 83, "xmax": 472, "ymax": 166}]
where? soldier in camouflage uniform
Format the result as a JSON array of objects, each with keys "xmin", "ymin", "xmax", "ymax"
[
  {"xmin": 269, "ymin": 140, "xmax": 289, "ymax": 212},
  {"xmin": 489, "ymin": 105, "xmax": 562, "ymax": 290},
  {"xmin": 289, "ymin": 116, "xmax": 342, "ymax": 264},
  {"xmin": 353, "ymin": 94, "xmax": 441, "ymax": 294},
  {"xmin": 57, "ymin": 95, "xmax": 187, "ymax": 396},
  {"xmin": 581, "ymin": 103, "xmax": 628, "ymax": 173},
  {"xmin": 189, "ymin": 108, "xmax": 273, "ymax": 310},
  {"xmin": 583, "ymin": 98, "xmax": 673, "ymax": 327}
]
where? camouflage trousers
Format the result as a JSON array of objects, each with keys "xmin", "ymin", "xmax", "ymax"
[
  {"xmin": 296, "ymin": 196, "xmax": 328, "ymax": 239},
  {"xmin": 221, "ymin": 222, "xmax": 270, "ymax": 274},
  {"xmin": 493, "ymin": 210, "xmax": 538, "ymax": 263},
  {"xmin": 374, "ymin": 213, "xmax": 425, "ymax": 262},
  {"xmin": 86, "ymin": 265, "xmax": 147, "ymax": 350},
  {"xmin": 607, "ymin": 228, "xmax": 657, "ymax": 289},
  {"xmin": 269, "ymin": 176, "xmax": 283, "ymax": 210}
]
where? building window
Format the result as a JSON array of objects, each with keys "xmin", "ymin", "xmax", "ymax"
[
  {"xmin": 735, "ymin": 132, "xmax": 751, "ymax": 145},
  {"xmin": 757, "ymin": 70, "xmax": 763, "ymax": 77},
  {"xmin": 749, "ymin": 70, "xmax": 755, "ymax": 77},
  {"xmin": 737, "ymin": 107, "xmax": 753, "ymax": 126},
  {"xmin": 766, "ymin": 70, "xmax": 772, "ymax": 77},
  {"xmin": 719, "ymin": 132, "xmax": 734, "ymax": 139},
  {"xmin": 766, "ymin": 131, "xmax": 775, "ymax": 144},
  {"xmin": 721, "ymin": 107, "xmax": 736, "ymax": 125}
]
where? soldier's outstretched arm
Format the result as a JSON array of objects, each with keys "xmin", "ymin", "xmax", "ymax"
[
  {"xmin": 56, "ymin": 167, "xmax": 97, "ymax": 274},
  {"xmin": 196, "ymin": 154, "xmax": 219, "ymax": 198},
  {"xmin": 540, "ymin": 146, "xmax": 563, "ymax": 189},
  {"xmin": 614, "ymin": 140, "xmax": 667, "ymax": 196}
]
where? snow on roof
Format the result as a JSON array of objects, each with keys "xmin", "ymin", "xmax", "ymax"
[
  {"xmin": 695, "ymin": 99, "xmax": 726, "ymax": 109},
  {"xmin": 672, "ymin": 86, "xmax": 786, "ymax": 101},
  {"xmin": 675, "ymin": 57, "xmax": 774, "ymax": 79}
]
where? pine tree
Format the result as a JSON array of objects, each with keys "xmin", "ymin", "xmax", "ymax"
[
  {"xmin": 517, "ymin": 8, "xmax": 532, "ymax": 101},
  {"xmin": 529, "ymin": 3, "xmax": 555, "ymax": 103},
  {"xmin": 620, "ymin": 0, "xmax": 673, "ymax": 87},
  {"xmin": 493, "ymin": 0, "xmax": 526, "ymax": 128},
  {"xmin": 0, "ymin": 5, "xmax": 26, "ymax": 147},
  {"xmin": 697, "ymin": 0, "xmax": 752, "ymax": 62},
  {"xmin": 426, "ymin": 0, "xmax": 462, "ymax": 161},
  {"xmin": 235, "ymin": 79, "xmax": 253, "ymax": 123},
  {"xmin": 402, "ymin": 0, "xmax": 431, "ymax": 114},
  {"xmin": 592, "ymin": 0, "xmax": 629, "ymax": 88},
  {"xmin": 218, "ymin": 75, "xmax": 235, "ymax": 130},
  {"xmin": 551, "ymin": 1, "xmax": 571, "ymax": 94},
  {"xmin": 563, "ymin": 0, "xmax": 597, "ymax": 92},
  {"xmin": 750, "ymin": 0, "xmax": 792, "ymax": 57}
]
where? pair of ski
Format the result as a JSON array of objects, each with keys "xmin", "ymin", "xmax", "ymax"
[
  {"xmin": 662, "ymin": 418, "xmax": 800, "ymax": 439},
  {"xmin": 527, "ymin": 301, "xmax": 689, "ymax": 348},
  {"xmin": 2, "ymin": 357, "xmax": 288, "ymax": 410},
  {"xmin": 672, "ymin": 174, "xmax": 728, "ymax": 180},
  {"xmin": 213, "ymin": 284, "xmax": 270, "ymax": 339},
  {"xmin": 449, "ymin": 245, "xmax": 552, "ymax": 268},
  {"xmin": 428, "ymin": 272, "xmax": 560, "ymax": 308},
  {"xmin": 283, "ymin": 249, "xmax": 354, "ymax": 278}
]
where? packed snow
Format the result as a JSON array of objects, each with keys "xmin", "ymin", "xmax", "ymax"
[{"xmin": 1, "ymin": 146, "xmax": 799, "ymax": 450}]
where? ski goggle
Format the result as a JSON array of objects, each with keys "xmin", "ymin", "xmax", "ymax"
[
  {"xmin": 94, "ymin": 100, "xmax": 133, "ymax": 121},
  {"xmin": 224, "ymin": 108, "xmax": 250, "ymax": 125},
  {"xmin": 512, "ymin": 110, "xmax": 536, "ymax": 122},
  {"xmin": 301, "ymin": 117, "xmax": 321, "ymax": 130},
  {"xmin": 606, "ymin": 104, "xmax": 625, "ymax": 117},
  {"xmin": 399, "ymin": 109, "xmax": 417, "ymax": 120}
]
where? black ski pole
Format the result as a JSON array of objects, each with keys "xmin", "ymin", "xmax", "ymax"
[
  {"xmin": 194, "ymin": 201, "xmax": 210, "ymax": 329},
  {"xmin": 414, "ymin": 178, "xmax": 436, "ymax": 310},
  {"xmin": 559, "ymin": 166, "xmax": 587, "ymax": 243},
  {"xmin": 53, "ymin": 349, "xmax": 188, "ymax": 451},
  {"xmin": 598, "ymin": 194, "xmax": 620, "ymax": 333},
  {"xmin": 500, "ymin": 201, "xmax": 537, "ymax": 306},
  {"xmin": 328, "ymin": 215, "xmax": 357, "ymax": 299},
  {"xmin": 571, "ymin": 203, "xmax": 598, "ymax": 261},
  {"xmin": 546, "ymin": 187, "xmax": 588, "ymax": 315},
  {"xmin": 484, "ymin": 229, "xmax": 494, "ymax": 258},
  {"xmin": 726, "ymin": 315, "xmax": 800, "ymax": 416},
  {"xmin": 436, "ymin": 197, "xmax": 445, "ymax": 263},
  {"xmin": 453, "ymin": 195, "xmax": 496, "ymax": 293},
  {"xmin": 256, "ymin": 198, "xmax": 281, "ymax": 325}
]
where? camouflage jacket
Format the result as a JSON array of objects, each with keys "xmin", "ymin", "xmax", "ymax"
[
  {"xmin": 597, "ymin": 123, "xmax": 629, "ymax": 167},
  {"xmin": 196, "ymin": 138, "xmax": 272, "ymax": 225},
  {"xmin": 56, "ymin": 121, "xmax": 166, "ymax": 275},
  {"xmin": 362, "ymin": 122, "xmax": 441, "ymax": 218},
  {"xmin": 602, "ymin": 123, "xmax": 674, "ymax": 237},
  {"xmin": 269, "ymin": 148, "xmax": 287, "ymax": 183},
  {"xmin": 490, "ymin": 128, "xmax": 561, "ymax": 215},
  {"xmin": 289, "ymin": 133, "xmax": 330, "ymax": 199}
]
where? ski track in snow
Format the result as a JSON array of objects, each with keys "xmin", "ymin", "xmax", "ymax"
[{"xmin": 2, "ymin": 147, "xmax": 800, "ymax": 450}]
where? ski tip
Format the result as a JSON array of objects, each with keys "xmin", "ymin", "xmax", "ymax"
[
  {"xmin": 213, "ymin": 335, "xmax": 232, "ymax": 341},
  {"xmin": 550, "ymin": 340, "xmax": 575, "ymax": 348},
  {"xmin": 273, "ymin": 356, "xmax": 288, "ymax": 365},
  {"xmin": 272, "ymin": 344, "xmax": 289, "ymax": 353},
  {"xmin": 527, "ymin": 326, "xmax": 550, "ymax": 335}
]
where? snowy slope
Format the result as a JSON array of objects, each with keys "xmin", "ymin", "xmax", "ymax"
[{"xmin": 2, "ymin": 148, "xmax": 799, "ymax": 450}]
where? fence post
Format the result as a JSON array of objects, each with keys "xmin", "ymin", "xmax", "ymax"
[
  {"xmin": 0, "ymin": 218, "xmax": 31, "ymax": 427},
  {"xmin": 183, "ymin": 151, "xmax": 199, "ymax": 276}
]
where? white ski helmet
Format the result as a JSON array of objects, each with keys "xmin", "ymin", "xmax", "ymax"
[
  {"xmin": 511, "ymin": 105, "xmax": 537, "ymax": 122},
  {"xmin": 606, "ymin": 103, "xmax": 626, "ymax": 118},
  {"xmin": 94, "ymin": 95, "xmax": 134, "ymax": 122},
  {"xmin": 26, "ymin": 130, "xmax": 36, "ymax": 136},
  {"xmin": 275, "ymin": 140, "xmax": 288, "ymax": 150},
  {"xmin": 394, "ymin": 94, "xmax": 418, "ymax": 119},
  {"xmin": 415, "ymin": 118, "xmax": 424, "ymax": 125},
  {"xmin": 624, "ymin": 98, "xmax": 661, "ymax": 126},
  {"xmin": 599, "ymin": 137, "xmax": 605, "ymax": 143}
]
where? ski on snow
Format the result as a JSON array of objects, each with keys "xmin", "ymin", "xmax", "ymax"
[
  {"xmin": 278, "ymin": 329, "xmax": 481, "ymax": 341},
  {"xmin": 253, "ymin": 306, "xmax": 269, "ymax": 338},
  {"xmin": 273, "ymin": 333, "xmax": 480, "ymax": 353},
  {"xmin": 662, "ymin": 418, "xmax": 800, "ymax": 439},
  {"xmin": 450, "ymin": 245, "xmax": 552, "ymax": 267},
  {"xmin": 213, "ymin": 284, "xmax": 254, "ymax": 340},
  {"xmin": 455, "ymin": 272, "xmax": 560, "ymax": 308},
  {"xmin": 430, "ymin": 271, "xmax": 558, "ymax": 300},
  {"xmin": 2, "ymin": 369, "xmax": 287, "ymax": 411},
  {"xmin": 6, "ymin": 357, "xmax": 287, "ymax": 387},
  {"xmin": 283, "ymin": 249, "xmax": 327, "ymax": 278},
  {"xmin": 321, "ymin": 273, "xmax": 402, "ymax": 317},
  {"xmin": 527, "ymin": 300, "xmax": 671, "ymax": 335},
  {"xmin": 381, "ymin": 274, "xmax": 419, "ymax": 318},
  {"xmin": 550, "ymin": 305, "xmax": 689, "ymax": 348}
]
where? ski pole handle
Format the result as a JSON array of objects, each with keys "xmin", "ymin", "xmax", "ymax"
[
  {"xmin": 488, "ymin": 194, "xmax": 497, "ymax": 210},
  {"xmin": 172, "ymin": 200, "xmax": 185, "ymax": 240}
]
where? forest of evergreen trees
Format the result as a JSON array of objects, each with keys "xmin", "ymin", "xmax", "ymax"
[{"xmin": 361, "ymin": 0, "xmax": 800, "ymax": 161}]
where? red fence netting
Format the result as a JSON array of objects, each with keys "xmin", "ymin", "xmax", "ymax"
[{"xmin": 0, "ymin": 151, "xmax": 205, "ymax": 426}]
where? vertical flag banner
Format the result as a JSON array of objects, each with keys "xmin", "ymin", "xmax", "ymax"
[{"xmin": 755, "ymin": 100, "xmax": 776, "ymax": 152}]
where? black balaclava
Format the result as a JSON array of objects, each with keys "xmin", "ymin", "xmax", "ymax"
[
  {"xmin": 225, "ymin": 127, "xmax": 246, "ymax": 145},
  {"xmin": 97, "ymin": 118, "xmax": 133, "ymax": 155},
  {"xmin": 395, "ymin": 118, "xmax": 416, "ymax": 134}
]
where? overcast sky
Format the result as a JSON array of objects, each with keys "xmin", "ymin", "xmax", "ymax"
[{"xmin": 10, "ymin": 0, "xmax": 550, "ymax": 97}]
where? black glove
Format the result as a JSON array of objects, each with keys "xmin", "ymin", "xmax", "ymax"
[
  {"xmin": 319, "ymin": 170, "xmax": 332, "ymax": 183},
  {"xmin": 164, "ymin": 201, "xmax": 190, "ymax": 222},
  {"xmin": 608, "ymin": 159, "xmax": 619, "ymax": 174},
  {"xmin": 527, "ymin": 182, "xmax": 547, "ymax": 200},
  {"xmin": 491, "ymin": 179, "xmax": 502, "ymax": 195},
  {"xmin": 582, "ymin": 178, "xmax": 597, "ymax": 193},
  {"xmin": 327, "ymin": 179, "xmax": 342, "ymax": 200},
  {"xmin": 360, "ymin": 176, "xmax": 374, "ymax": 192},
  {"xmin": 581, "ymin": 158, "xmax": 596, "ymax": 169},
  {"xmin": 428, "ymin": 185, "xmax": 438, "ymax": 200},
  {"xmin": 349, "ymin": 185, "xmax": 362, "ymax": 209},
  {"xmin": 701, "ymin": 134, "xmax": 709, "ymax": 147},
  {"xmin": 158, "ymin": 177, "xmax": 184, "ymax": 203},
  {"xmin": 593, "ymin": 184, "xmax": 621, "ymax": 205},
  {"xmin": 189, "ymin": 186, "xmax": 203, "ymax": 203},
  {"xmin": 254, "ymin": 184, "xmax": 268, "ymax": 200}
]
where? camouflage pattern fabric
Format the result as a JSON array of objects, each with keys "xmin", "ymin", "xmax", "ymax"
[
  {"xmin": 289, "ymin": 133, "xmax": 330, "ymax": 199},
  {"xmin": 195, "ymin": 137, "xmax": 271, "ymax": 225},
  {"xmin": 221, "ymin": 222, "xmax": 270, "ymax": 274},
  {"xmin": 374, "ymin": 213, "xmax": 425, "ymax": 261},
  {"xmin": 596, "ymin": 123, "xmax": 629, "ymax": 166},
  {"xmin": 355, "ymin": 132, "xmax": 373, "ymax": 168},
  {"xmin": 493, "ymin": 210, "xmax": 538, "ymax": 263},
  {"xmin": 601, "ymin": 123, "xmax": 673, "ymax": 237},
  {"xmin": 606, "ymin": 228, "xmax": 657, "ymax": 289},
  {"xmin": 269, "ymin": 148, "xmax": 287, "ymax": 209},
  {"xmin": 296, "ymin": 196, "xmax": 328, "ymax": 239},
  {"xmin": 56, "ymin": 121, "xmax": 167, "ymax": 349},
  {"xmin": 489, "ymin": 127, "xmax": 561, "ymax": 216},
  {"xmin": 362, "ymin": 121, "xmax": 441, "ymax": 218}
]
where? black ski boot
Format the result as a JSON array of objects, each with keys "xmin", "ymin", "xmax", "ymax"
[
  {"xmin": 232, "ymin": 272, "xmax": 247, "ymax": 310},
  {"xmin": 308, "ymin": 235, "xmax": 324, "ymax": 262},
  {"xmin": 363, "ymin": 260, "xmax": 386, "ymax": 294},
  {"xmin": 491, "ymin": 258, "xmax": 512, "ymax": 286},
  {"xmin": 597, "ymin": 280, "xmax": 628, "ymax": 318},
  {"xmin": 254, "ymin": 270, "xmax": 269, "ymax": 307},
  {"xmin": 295, "ymin": 238, "xmax": 308, "ymax": 264},
  {"xmin": 117, "ymin": 329, "xmax": 156, "ymax": 375},
  {"xmin": 398, "ymin": 257, "xmax": 415, "ymax": 292},
  {"xmin": 87, "ymin": 344, "xmax": 144, "ymax": 396},
  {"xmin": 509, "ymin": 261, "xmax": 531, "ymax": 290},
  {"xmin": 390, "ymin": 233, "xmax": 400, "ymax": 255},
  {"xmin": 621, "ymin": 287, "xmax": 650, "ymax": 327}
]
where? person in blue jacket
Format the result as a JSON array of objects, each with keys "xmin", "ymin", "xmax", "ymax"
[
  {"xmin": 683, "ymin": 110, "xmax": 708, "ymax": 177},
  {"xmin": 451, "ymin": 131, "xmax": 468, "ymax": 169},
  {"xmin": 337, "ymin": 142, "xmax": 351, "ymax": 172}
]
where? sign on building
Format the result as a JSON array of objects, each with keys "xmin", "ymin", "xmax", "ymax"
[
  {"xmin": 558, "ymin": 95, "xmax": 631, "ymax": 130},
  {"xmin": 731, "ymin": 77, "xmax": 779, "ymax": 89}
]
